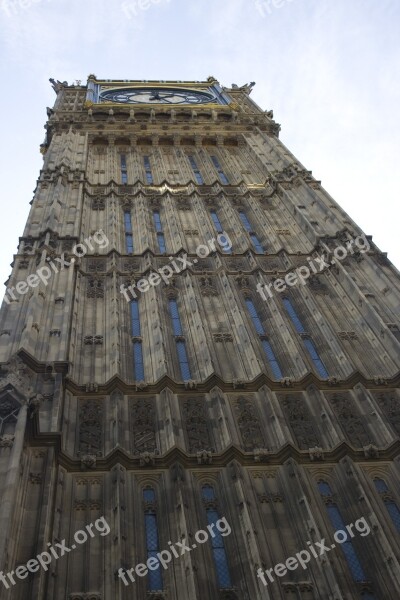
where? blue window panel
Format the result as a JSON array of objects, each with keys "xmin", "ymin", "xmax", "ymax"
[
  {"xmin": 144, "ymin": 510, "xmax": 163, "ymax": 591},
  {"xmin": 176, "ymin": 340, "xmax": 191, "ymax": 380},
  {"xmin": 169, "ymin": 299, "xmax": 183, "ymax": 335},
  {"xmin": 341, "ymin": 542, "xmax": 367, "ymax": 582},
  {"xmin": 201, "ymin": 485, "xmax": 216, "ymax": 501},
  {"xmin": 121, "ymin": 155, "xmax": 128, "ymax": 184},
  {"xmin": 145, "ymin": 514, "xmax": 159, "ymax": 551},
  {"xmin": 206, "ymin": 511, "xmax": 232, "ymax": 588},
  {"xmin": 283, "ymin": 298, "xmax": 328, "ymax": 378},
  {"xmin": 204, "ymin": 502, "xmax": 232, "ymax": 589},
  {"xmin": 261, "ymin": 340, "xmax": 283, "ymax": 379},
  {"xmin": 126, "ymin": 234, "xmax": 134, "ymax": 254},
  {"xmin": 188, "ymin": 155, "xmax": 204, "ymax": 184},
  {"xmin": 207, "ymin": 510, "xmax": 225, "ymax": 548},
  {"xmin": 124, "ymin": 211, "xmax": 132, "ymax": 232},
  {"xmin": 147, "ymin": 551, "xmax": 163, "ymax": 590},
  {"xmin": 133, "ymin": 342, "xmax": 144, "ymax": 380},
  {"xmin": 157, "ymin": 233, "xmax": 166, "ymax": 253},
  {"xmin": 211, "ymin": 210, "xmax": 223, "ymax": 233},
  {"xmin": 212, "ymin": 547, "xmax": 232, "ymax": 588},
  {"xmin": 245, "ymin": 299, "xmax": 265, "ymax": 334},
  {"xmin": 143, "ymin": 488, "xmax": 156, "ymax": 502},
  {"xmin": 385, "ymin": 502, "xmax": 400, "ymax": 532},
  {"xmin": 245, "ymin": 299, "xmax": 283, "ymax": 378},
  {"xmin": 130, "ymin": 300, "xmax": 141, "ymax": 336},
  {"xmin": 326, "ymin": 504, "xmax": 367, "ymax": 582},
  {"xmin": 239, "ymin": 211, "xmax": 252, "ymax": 232},
  {"xmin": 144, "ymin": 156, "xmax": 153, "ymax": 184},
  {"xmin": 318, "ymin": 481, "xmax": 333, "ymax": 496},
  {"xmin": 210, "ymin": 155, "xmax": 229, "ymax": 184},
  {"xmin": 374, "ymin": 478, "xmax": 389, "ymax": 493},
  {"xmin": 303, "ymin": 338, "xmax": 329, "ymax": 378},
  {"xmin": 153, "ymin": 211, "xmax": 163, "ymax": 232},
  {"xmin": 282, "ymin": 298, "xmax": 305, "ymax": 333},
  {"xmin": 250, "ymin": 233, "xmax": 264, "ymax": 253}
]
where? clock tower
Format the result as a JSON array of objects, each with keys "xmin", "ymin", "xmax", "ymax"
[{"xmin": 0, "ymin": 75, "xmax": 399, "ymax": 600}]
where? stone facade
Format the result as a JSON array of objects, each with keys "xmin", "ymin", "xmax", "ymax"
[{"xmin": 0, "ymin": 76, "xmax": 399, "ymax": 599}]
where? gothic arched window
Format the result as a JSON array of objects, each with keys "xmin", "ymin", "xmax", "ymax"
[
  {"xmin": 130, "ymin": 299, "xmax": 144, "ymax": 380},
  {"xmin": 168, "ymin": 298, "xmax": 192, "ymax": 380},
  {"xmin": 244, "ymin": 298, "xmax": 283, "ymax": 379},
  {"xmin": 201, "ymin": 484, "xmax": 232, "ymax": 590},
  {"xmin": 374, "ymin": 478, "xmax": 400, "ymax": 532},
  {"xmin": 283, "ymin": 297, "xmax": 328, "ymax": 378},
  {"xmin": 143, "ymin": 487, "xmax": 163, "ymax": 591},
  {"xmin": 317, "ymin": 480, "xmax": 370, "ymax": 585}
]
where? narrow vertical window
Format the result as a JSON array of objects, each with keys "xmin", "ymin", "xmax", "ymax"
[
  {"xmin": 210, "ymin": 210, "xmax": 231, "ymax": 254},
  {"xmin": 153, "ymin": 211, "xmax": 166, "ymax": 253},
  {"xmin": 210, "ymin": 155, "xmax": 229, "ymax": 185},
  {"xmin": 318, "ymin": 481, "xmax": 370, "ymax": 585},
  {"xmin": 188, "ymin": 155, "xmax": 204, "ymax": 184},
  {"xmin": 143, "ymin": 488, "xmax": 163, "ymax": 591},
  {"xmin": 245, "ymin": 298, "xmax": 283, "ymax": 379},
  {"xmin": 283, "ymin": 297, "xmax": 328, "ymax": 378},
  {"xmin": 201, "ymin": 485, "xmax": 232, "ymax": 589},
  {"xmin": 374, "ymin": 479, "xmax": 400, "ymax": 532},
  {"xmin": 130, "ymin": 300, "xmax": 144, "ymax": 380},
  {"xmin": 239, "ymin": 210, "xmax": 264, "ymax": 253},
  {"xmin": 168, "ymin": 298, "xmax": 192, "ymax": 380},
  {"xmin": 124, "ymin": 210, "xmax": 134, "ymax": 254},
  {"xmin": 120, "ymin": 154, "xmax": 128, "ymax": 184},
  {"xmin": 143, "ymin": 156, "xmax": 153, "ymax": 184}
]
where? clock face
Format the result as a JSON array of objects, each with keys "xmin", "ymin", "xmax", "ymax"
[{"xmin": 99, "ymin": 87, "xmax": 215, "ymax": 105}]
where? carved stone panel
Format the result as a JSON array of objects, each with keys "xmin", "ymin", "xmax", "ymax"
[
  {"xmin": 280, "ymin": 394, "xmax": 320, "ymax": 450},
  {"xmin": 78, "ymin": 400, "xmax": 103, "ymax": 455},
  {"xmin": 87, "ymin": 278, "xmax": 104, "ymax": 298},
  {"xmin": 327, "ymin": 393, "xmax": 371, "ymax": 447},
  {"xmin": 130, "ymin": 397, "xmax": 157, "ymax": 455},
  {"xmin": 232, "ymin": 396, "xmax": 265, "ymax": 451},
  {"xmin": 182, "ymin": 397, "xmax": 213, "ymax": 453},
  {"xmin": 374, "ymin": 391, "xmax": 400, "ymax": 437}
]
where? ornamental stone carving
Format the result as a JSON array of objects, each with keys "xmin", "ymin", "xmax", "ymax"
[
  {"xmin": 281, "ymin": 394, "xmax": 320, "ymax": 450},
  {"xmin": 84, "ymin": 335, "xmax": 104, "ymax": 345},
  {"xmin": 80, "ymin": 454, "xmax": 97, "ymax": 469},
  {"xmin": 0, "ymin": 355, "xmax": 32, "ymax": 396},
  {"xmin": 374, "ymin": 392, "xmax": 400, "ymax": 437},
  {"xmin": 0, "ymin": 434, "xmax": 15, "ymax": 448},
  {"xmin": 182, "ymin": 397, "xmax": 213, "ymax": 453},
  {"xmin": 328, "ymin": 393, "xmax": 370, "ymax": 447},
  {"xmin": 88, "ymin": 260, "xmax": 106, "ymax": 272},
  {"xmin": 130, "ymin": 397, "xmax": 157, "ymax": 455},
  {"xmin": 87, "ymin": 278, "xmax": 104, "ymax": 298},
  {"xmin": 78, "ymin": 400, "xmax": 103, "ymax": 455},
  {"xmin": 233, "ymin": 396, "xmax": 264, "ymax": 451},
  {"xmin": 200, "ymin": 276, "xmax": 218, "ymax": 296}
]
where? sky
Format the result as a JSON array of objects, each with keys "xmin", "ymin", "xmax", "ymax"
[{"xmin": 0, "ymin": 0, "xmax": 399, "ymax": 290}]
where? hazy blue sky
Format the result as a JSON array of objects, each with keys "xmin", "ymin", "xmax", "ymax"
[{"xmin": 0, "ymin": 0, "xmax": 399, "ymax": 290}]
